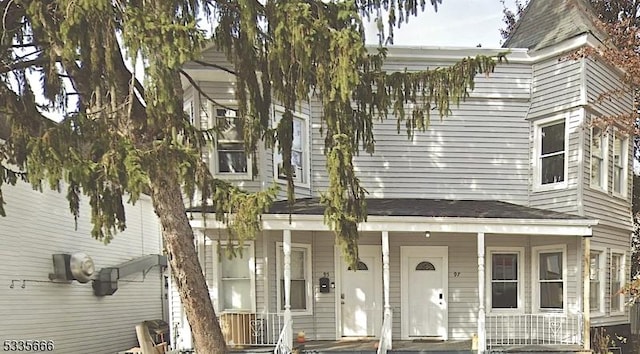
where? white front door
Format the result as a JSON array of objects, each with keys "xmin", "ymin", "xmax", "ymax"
[
  {"xmin": 339, "ymin": 245, "xmax": 382, "ymax": 337},
  {"xmin": 401, "ymin": 246, "xmax": 448, "ymax": 339}
]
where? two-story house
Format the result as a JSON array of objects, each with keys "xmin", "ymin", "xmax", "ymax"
[{"xmin": 169, "ymin": 0, "xmax": 634, "ymax": 352}]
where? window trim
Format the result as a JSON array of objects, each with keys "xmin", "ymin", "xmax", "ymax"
[
  {"xmin": 486, "ymin": 247, "xmax": 525, "ymax": 314},
  {"xmin": 532, "ymin": 245, "xmax": 568, "ymax": 314},
  {"xmin": 533, "ymin": 115, "xmax": 569, "ymax": 191},
  {"xmin": 589, "ymin": 247, "xmax": 606, "ymax": 317},
  {"xmin": 212, "ymin": 241, "xmax": 257, "ymax": 313},
  {"xmin": 589, "ymin": 126, "xmax": 608, "ymax": 192},
  {"xmin": 276, "ymin": 242, "xmax": 313, "ymax": 316},
  {"xmin": 612, "ymin": 130, "xmax": 629, "ymax": 198},
  {"xmin": 610, "ymin": 249, "xmax": 627, "ymax": 316},
  {"xmin": 209, "ymin": 102, "xmax": 252, "ymax": 179},
  {"xmin": 272, "ymin": 106, "xmax": 311, "ymax": 189}
]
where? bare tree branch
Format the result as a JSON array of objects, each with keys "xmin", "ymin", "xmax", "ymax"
[
  {"xmin": 179, "ymin": 68, "xmax": 236, "ymax": 111},
  {"xmin": 192, "ymin": 60, "xmax": 237, "ymax": 76}
]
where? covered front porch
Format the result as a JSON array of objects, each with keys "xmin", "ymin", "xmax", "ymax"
[{"xmin": 184, "ymin": 198, "xmax": 597, "ymax": 353}]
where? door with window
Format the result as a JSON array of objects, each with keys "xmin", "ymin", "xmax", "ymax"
[
  {"xmin": 401, "ymin": 246, "xmax": 448, "ymax": 339},
  {"xmin": 339, "ymin": 245, "xmax": 382, "ymax": 337}
]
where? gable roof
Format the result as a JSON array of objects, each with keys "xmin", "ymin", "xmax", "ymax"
[
  {"xmin": 504, "ymin": 0, "xmax": 604, "ymax": 51},
  {"xmin": 253, "ymin": 198, "xmax": 588, "ymax": 220}
]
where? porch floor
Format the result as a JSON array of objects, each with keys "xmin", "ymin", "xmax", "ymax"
[
  {"xmin": 296, "ymin": 339, "xmax": 473, "ymax": 352},
  {"xmin": 227, "ymin": 340, "xmax": 590, "ymax": 354}
]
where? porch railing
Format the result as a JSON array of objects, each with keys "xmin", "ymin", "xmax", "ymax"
[
  {"xmin": 376, "ymin": 310, "xmax": 393, "ymax": 354},
  {"xmin": 487, "ymin": 313, "xmax": 583, "ymax": 349},
  {"xmin": 273, "ymin": 319, "xmax": 291, "ymax": 354},
  {"xmin": 219, "ymin": 312, "xmax": 285, "ymax": 347}
]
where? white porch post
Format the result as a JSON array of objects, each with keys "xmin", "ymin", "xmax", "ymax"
[
  {"xmin": 477, "ymin": 232, "xmax": 486, "ymax": 353},
  {"xmin": 382, "ymin": 231, "xmax": 392, "ymax": 349},
  {"xmin": 582, "ymin": 237, "xmax": 591, "ymax": 351},
  {"xmin": 283, "ymin": 229, "xmax": 293, "ymax": 349}
]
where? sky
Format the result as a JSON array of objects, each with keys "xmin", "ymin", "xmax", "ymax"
[{"xmin": 364, "ymin": 0, "xmax": 519, "ymax": 48}]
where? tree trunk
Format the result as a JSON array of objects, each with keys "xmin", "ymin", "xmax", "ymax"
[{"xmin": 149, "ymin": 168, "xmax": 227, "ymax": 354}]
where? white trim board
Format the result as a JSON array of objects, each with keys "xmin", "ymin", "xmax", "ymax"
[{"xmin": 191, "ymin": 215, "xmax": 596, "ymax": 236}]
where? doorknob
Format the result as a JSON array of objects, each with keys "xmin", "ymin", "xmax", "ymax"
[
  {"xmin": 341, "ymin": 293, "xmax": 345, "ymax": 300},
  {"xmin": 439, "ymin": 293, "xmax": 443, "ymax": 300}
]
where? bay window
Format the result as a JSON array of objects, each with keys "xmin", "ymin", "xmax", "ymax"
[
  {"xmin": 613, "ymin": 132, "xmax": 628, "ymax": 195},
  {"xmin": 535, "ymin": 118, "xmax": 567, "ymax": 187},
  {"xmin": 610, "ymin": 251, "xmax": 626, "ymax": 314},
  {"xmin": 589, "ymin": 250, "xmax": 605, "ymax": 314},
  {"xmin": 590, "ymin": 127, "xmax": 607, "ymax": 189}
]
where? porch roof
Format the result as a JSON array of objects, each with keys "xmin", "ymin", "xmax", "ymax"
[
  {"xmin": 266, "ymin": 198, "xmax": 586, "ymax": 220},
  {"xmin": 189, "ymin": 198, "xmax": 597, "ymax": 236}
]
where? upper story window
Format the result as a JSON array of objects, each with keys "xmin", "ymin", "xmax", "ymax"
[
  {"xmin": 213, "ymin": 106, "xmax": 250, "ymax": 177},
  {"xmin": 273, "ymin": 109, "xmax": 309, "ymax": 186},
  {"xmin": 540, "ymin": 121, "xmax": 566, "ymax": 185},
  {"xmin": 613, "ymin": 131, "xmax": 628, "ymax": 196},
  {"xmin": 534, "ymin": 117, "xmax": 567, "ymax": 189},
  {"xmin": 590, "ymin": 127, "xmax": 608, "ymax": 190}
]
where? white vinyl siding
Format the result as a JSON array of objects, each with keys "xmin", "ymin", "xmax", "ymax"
[
  {"xmin": 529, "ymin": 58, "xmax": 583, "ymax": 119},
  {"xmin": 0, "ymin": 182, "xmax": 163, "ymax": 354}
]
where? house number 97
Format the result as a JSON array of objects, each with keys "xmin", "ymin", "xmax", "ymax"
[{"xmin": 453, "ymin": 272, "xmax": 461, "ymax": 277}]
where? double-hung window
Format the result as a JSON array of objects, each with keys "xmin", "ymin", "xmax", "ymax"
[
  {"xmin": 214, "ymin": 107, "xmax": 249, "ymax": 175},
  {"xmin": 534, "ymin": 246, "xmax": 566, "ymax": 311},
  {"xmin": 536, "ymin": 119, "xmax": 566, "ymax": 187},
  {"xmin": 276, "ymin": 243, "xmax": 312, "ymax": 315},
  {"xmin": 610, "ymin": 251, "xmax": 626, "ymax": 314},
  {"xmin": 589, "ymin": 249, "xmax": 605, "ymax": 315},
  {"xmin": 613, "ymin": 132, "xmax": 628, "ymax": 196},
  {"xmin": 217, "ymin": 243, "xmax": 255, "ymax": 312},
  {"xmin": 488, "ymin": 248, "xmax": 523, "ymax": 312},
  {"xmin": 590, "ymin": 127, "xmax": 607, "ymax": 190},
  {"xmin": 273, "ymin": 109, "xmax": 309, "ymax": 185}
]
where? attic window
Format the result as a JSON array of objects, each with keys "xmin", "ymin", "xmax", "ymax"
[{"xmin": 415, "ymin": 261, "xmax": 436, "ymax": 271}]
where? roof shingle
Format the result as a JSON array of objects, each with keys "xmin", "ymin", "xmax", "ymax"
[{"xmin": 504, "ymin": 0, "xmax": 604, "ymax": 50}]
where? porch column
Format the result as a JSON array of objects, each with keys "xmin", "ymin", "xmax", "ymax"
[
  {"xmin": 582, "ymin": 237, "xmax": 590, "ymax": 351},
  {"xmin": 477, "ymin": 232, "xmax": 486, "ymax": 353},
  {"xmin": 382, "ymin": 231, "xmax": 392, "ymax": 348},
  {"xmin": 283, "ymin": 229, "xmax": 293, "ymax": 349}
]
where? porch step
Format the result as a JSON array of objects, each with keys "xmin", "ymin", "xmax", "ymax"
[{"xmin": 489, "ymin": 345, "xmax": 591, "ymax": 354}]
